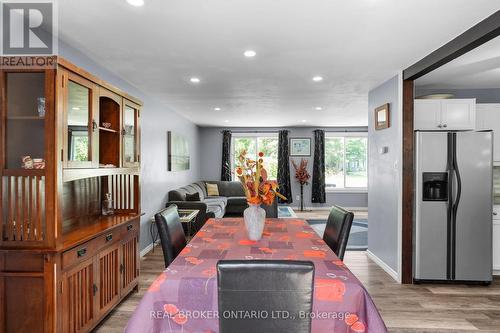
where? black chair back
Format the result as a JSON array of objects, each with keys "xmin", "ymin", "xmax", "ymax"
[
  {"xmin": 154, "ymin": 205, "xmax": 187, "ymax": 267},
  {"xmin": 322, "ymin": 205, "xmax": 354, "ymax": 260},
  {"xmin": 217, "ymin": 260, "xmax": 314, "ymax": 333},
  {"xmin": 262, "ymin": 200, "xmax": 278, "ymax": 218}
]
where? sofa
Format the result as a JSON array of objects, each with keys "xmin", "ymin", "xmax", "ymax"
[{"xmin": 167, "ymin": 181, "xmax": 277, "ymax": 233}]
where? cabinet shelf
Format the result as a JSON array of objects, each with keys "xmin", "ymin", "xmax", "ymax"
[
  {"xmin": 98, "ymin": 126, "xmax": 119, "ymax": 133},
  {"xmin": 63, "ymin": 167, "xmax": 139, "ymax": 182},
  {"xmin": 2, "ymin": 169, "xmax": 45, "ymax": 177}
]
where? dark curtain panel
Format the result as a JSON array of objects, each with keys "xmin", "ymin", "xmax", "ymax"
[
  {"xmin": 221, "ymin": 130, "xmax": 232, "ymax": 181},
  {"xmin": 277, "ymin": 130, "xmax": 292, "ymax": 204},
  {"xmin": 311, "ymin": 129, "xmax": 326, "ymax": 203}
]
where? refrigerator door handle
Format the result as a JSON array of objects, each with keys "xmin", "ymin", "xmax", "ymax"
[
  {"xmin": 450, "ymin": 133, "xmax": 461, "ymax": 280},
  {"xmin": 452, "ymin": 162, "xmax": 462, "ymax": 212}
]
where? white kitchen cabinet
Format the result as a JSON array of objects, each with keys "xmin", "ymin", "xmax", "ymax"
[
  {"xmin": 493, "ymin": 206, "xmax": 500, "ymax": 275},
  {"xmin": 494, "ymin": 222, "xmax": 500, "ymax": 274},
  {"xmin": 414, "ymin": 99, "xmax": 476, "ymax": 131},
  {"xmin": 476, "ymin": 104, "xmax": 500, "ymax": 162},
  {"xmin": 414, "ymin": 100, "xmax": 442, "ymax": 130}
]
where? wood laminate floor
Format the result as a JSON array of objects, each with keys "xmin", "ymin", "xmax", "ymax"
[{"xmin": 94, "ymin": 210, "xmax": 500, "ymax": 333}]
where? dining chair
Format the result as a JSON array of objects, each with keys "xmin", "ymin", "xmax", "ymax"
[
  {"xmin": 322, "ymin": 205, "xmax": 354, "ymax": 260},
  {"xmin": 154, "ymin": 204, "xmax": 187, "ymax": 268},
  {"xmin": 217, "ymin": 260, "xmax": 314, "ymax": 333},
  {"xmin": 262, "ymin": 200, "xmax": 278, "ymax": 218}
]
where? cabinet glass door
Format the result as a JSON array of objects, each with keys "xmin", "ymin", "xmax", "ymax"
[
  {"xmin": 123, "ymin": 101, "xmax": 139, "ymax": 167},
  {"xmin": 5, "ymin": 72, "xmax": 46, "ymax": 169},
  {"xmin": 66, "ymin": 76, "xmax": 96, "ymax": 168}
]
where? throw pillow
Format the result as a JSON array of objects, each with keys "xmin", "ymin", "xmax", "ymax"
[
  {"xmin": 185, "ymin": 192, "xmax": 200, "ymax": 201},
  {"xmin": 206, "ymin": 183, "xmax": 219, "ymax": 196}
]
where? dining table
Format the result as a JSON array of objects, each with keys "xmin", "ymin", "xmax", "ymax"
[{"xmin": 126, "ymin": 218, "xmax": 388, "ymax": 333}]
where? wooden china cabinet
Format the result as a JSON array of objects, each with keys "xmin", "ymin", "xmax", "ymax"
[{"xmin": 0, "ymin": 56, "xmax": 142, "ymax": 333}]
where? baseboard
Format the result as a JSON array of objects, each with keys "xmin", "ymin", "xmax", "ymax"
[
  {"xmin": 140, "ymin": 240, "xmax": 160, "ymax": 258},
  {"xmin": 494, "ymin": 269, "xmax": 500, "ymax": 276},
  {"xmin": 366, "ymin": 250, "xmax": 400, "ymax": 283}
]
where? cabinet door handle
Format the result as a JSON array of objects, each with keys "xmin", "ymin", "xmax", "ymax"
[
  {"xmin": 443, "ymin": 124, "xmax": 447, "ymax": 128},
  {"xmin": 438, "ymin": 124, "xmax": 443, "ymax": 128},
  {"xmin": 92, "ymin": 120, "xmax": 97, "ymax": 131},
  {"xmin": 120, "ymin": 263, "xmax": 125, "ymax": 274},
  {"xmin": 493, "ymin": 212, "xmax": 498, "ymax": 216},
  {"xmin": 105, "ymin": 234, "xmax": 113, "ymax": 242},
  {"xmin": 77, "ymin": 248, "xmax": 87, "ymax": 257},
  {"xmin": 127, "ymin": 224, "xmax": 133, "ymax": 231},
  {"xmin": 93, "ymin": 283, "xmax": 98, "ymax": 296}
]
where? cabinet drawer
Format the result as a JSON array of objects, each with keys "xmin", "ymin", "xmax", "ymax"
[
  {"xmin": 94, "ymin": 227, "xmax": 121, "ymax": 250},
  {"xmin": 62, "ymin": 227, "xmax": 122, "ymax": 269},
  {"xmin": 119, "ymin": 218, "xmax": 139, "ymax": 239},
  {"xmin": 62, "ymin": 238, "xmax": 100, "ymax": 269}
]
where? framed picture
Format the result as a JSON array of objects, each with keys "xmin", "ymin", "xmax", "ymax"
[
  {"xmin": 167, "ymin": 131, "xmax": 190, "ymax": 171},
  {"xmin": 375, "ymin": 103, "xmax": 390, "ymax": 130},
  {"xmin": 290, "ymin": 138, "xmax": 311, "ymax": 156}
]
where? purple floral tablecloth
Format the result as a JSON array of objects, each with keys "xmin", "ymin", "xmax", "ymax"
[{"xmin": 126, "ymin": 218, "xmax": 387, "ymax": 333}]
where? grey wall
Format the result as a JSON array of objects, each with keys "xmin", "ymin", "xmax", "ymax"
[
  {"xmin": 416, "ymin": 88, "xmax": 500, "ymax": 103},
  {"xmin": 199, "ymin": 126, "xmax": 368, "ymax": 209},
  {"xmin": 59, "ymin": 40, "xmax": 200, "ymax": 251},
  {"xmin": 368, "ymin": 75, "xmax": 401, "ymax": 275}
]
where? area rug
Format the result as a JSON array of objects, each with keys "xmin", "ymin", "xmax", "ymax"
[{"xmin": 307, "ymin": 218, "xmax": 368, "ymax": 251}]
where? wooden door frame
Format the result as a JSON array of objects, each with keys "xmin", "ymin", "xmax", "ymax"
[{"xmin": 400, "ymin": 10, "xmax": 500, "ymax": 284}]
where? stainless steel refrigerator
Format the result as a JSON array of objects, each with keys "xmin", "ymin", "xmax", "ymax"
[{"xmin": 414, "ymin": 130, "xmax": 493, "ymax": 283}]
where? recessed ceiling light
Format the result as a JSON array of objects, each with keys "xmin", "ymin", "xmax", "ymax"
[
  {"xmin": 312, "ymin": 76, "xmax": 323, "ymax": 82},
  {"xmin": 224, "ymin": 120, "xmax": 229, "ymax": 123},
  {"xmin": 190, "ymin": 77, "xmax": 200, "ymax": 83},
  {"xmin": 244, "ymin": 50, "xmax": 256, "ymax": 58},
  {"xmin": 126, "ymin": 0, "xmax": 144, "ymax": 6},
  {"xmin": 315, "ymin": 107, "xmax": 323, "ymax": 111},
  {"xmin": 72, "ymin": 107, "xmax": 80, "ymax": 111},
  {"xmin": 301, "ymin": 119, "xmax": 307, "ymax": 123},
  {"xmin": 214, "ymin": 107, "xmax": 221, "ymax": 111}
]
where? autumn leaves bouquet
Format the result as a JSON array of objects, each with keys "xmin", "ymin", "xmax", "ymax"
[
  {"xmin": 292, "ymin": 158, "xmax": 310, "ymax": 211},
  {"xmin": 235, "ymin": 150, "xmax": 286, "ymax": 206},
  {"xmin": 292, "ymin": 158, "xmax": 310, "ymax": 185}
]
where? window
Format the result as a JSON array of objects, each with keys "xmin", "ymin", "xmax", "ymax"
[
  {"xmin": 232, "ymin": 134, "xmax": 279, "ymax": 180},
  {"xmin": 325, "ymin": 134, "xmax": 367, "ymax": 190}
]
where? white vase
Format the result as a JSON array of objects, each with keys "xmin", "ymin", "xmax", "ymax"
[{"xmin": 244, "ymin": 203, "xmax": 266, "ymax": 241}]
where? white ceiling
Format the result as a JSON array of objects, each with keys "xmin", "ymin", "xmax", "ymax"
[
  {"xmin": 416, "ymin": 36, "xmax": 500, "ymax": 89},
  {"xmin": 58, "ymin": 0, "xmax": 500, "ymax": 127}
]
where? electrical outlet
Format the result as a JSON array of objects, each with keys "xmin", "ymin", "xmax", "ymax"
[{"xmin": 295, "ymin": 195, "xmax": 300, "ymax": 201}]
